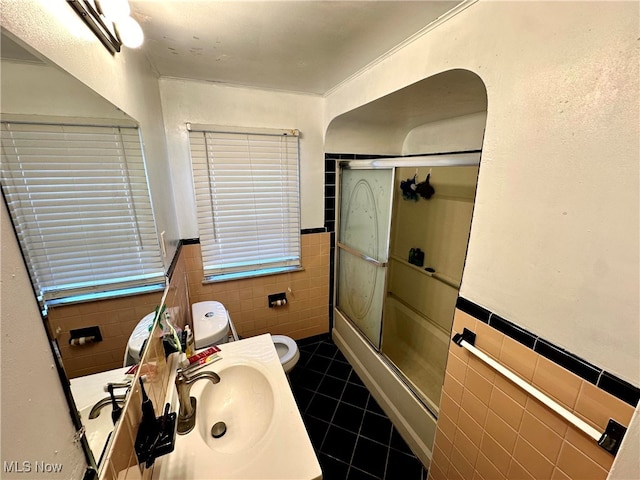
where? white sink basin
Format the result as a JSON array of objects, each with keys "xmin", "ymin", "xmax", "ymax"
[
  {"xmin": 79, "ymin": 405, "xmax": 113, "ymax": 463},
  {"xmin": 153, "ymin": 334, "xmax": 321, "ymax": 480},
  {"xmin": 196, "ymin": 362, "xmax": 275, "ymax": 453}
]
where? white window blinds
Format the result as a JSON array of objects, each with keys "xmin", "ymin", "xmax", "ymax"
[
  {"xmin": 188, "ymin": 128, "xmax": 301, "ymax": 278},
  {"xmin": 0, "ymin": 121, "xmax": 165, "ymax": 301}
]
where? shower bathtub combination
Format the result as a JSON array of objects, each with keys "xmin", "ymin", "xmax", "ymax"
[{"xmin": 333, "ymin": 155, "xmax": 479, "ymax": 466}]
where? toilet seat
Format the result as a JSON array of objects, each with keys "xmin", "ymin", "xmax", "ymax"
[{"xmin": 271, "ymin": 334, "xmax": 300, "ymax": 373}]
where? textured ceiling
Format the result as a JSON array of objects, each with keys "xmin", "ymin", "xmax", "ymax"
[{"xmin": 131, "ymin": 1, "xmax": 463, "ymax": 95}]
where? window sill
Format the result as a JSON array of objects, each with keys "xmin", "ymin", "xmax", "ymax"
[
  {"xmin": 44, "ymin": 283, "xmax": 166, "ymax": 310},
  {"xmin": 203, "ymin": 266, "xmax": 304, "ymax": 284}
]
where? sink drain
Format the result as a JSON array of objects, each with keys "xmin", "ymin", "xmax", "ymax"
[{"xmin": 211, "ymin": 421, "xmax": 227, "ymax": 438}]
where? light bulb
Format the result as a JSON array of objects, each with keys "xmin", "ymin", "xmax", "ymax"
[
  {"xmin": 99, "ymin": 0, "xmax": 130, "ymax": 22},
  {"xmin": 116, "ymin": 16, "xmax": 144, "ymax": 48}
]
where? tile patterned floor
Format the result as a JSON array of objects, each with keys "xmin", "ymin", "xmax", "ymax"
[{"xmin": 289, "ymin": 336, "xmax": 428, "ymax": 480}]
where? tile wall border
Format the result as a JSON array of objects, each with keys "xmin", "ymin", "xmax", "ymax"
[{"xmin": 456, "ymin": 297, "xmax": 640, "ymax": 407}]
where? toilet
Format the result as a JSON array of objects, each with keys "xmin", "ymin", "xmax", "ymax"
[
  {"xmin": 124, "ymin": 311, "xmax": 156, "ymax": 366},
  {"xmin": 192, "ymin": 301, "xmax": 230, "ymax": 348},
  {"xmin": 271, "ymin": 334, "xmax": 300, "ymax": 374},
  {"xmin": 192, "ymin": 301, "xmax": 300, "ymax": 373}
]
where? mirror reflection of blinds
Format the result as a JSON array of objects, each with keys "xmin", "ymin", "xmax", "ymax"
[
  {"xmin": 0, "ymin": 122, "xmax": 165, "ymax": 301},
  {"xmin": 189, "ymin": 130, "xmax": 301, "ymax": 277}
]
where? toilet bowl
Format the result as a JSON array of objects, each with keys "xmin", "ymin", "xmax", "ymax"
[
  {"xmin": 271, "ymin": 334, "xmax": 300, "ymax": 373},
  {"xmin": 124, "ymin": 311, "xmax": 156, "ymax": 367}
]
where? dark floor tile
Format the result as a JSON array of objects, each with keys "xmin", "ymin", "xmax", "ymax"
[
  {"xmin": 333, "ymin": 402, "xmax": 365, "ymax": 434},
  {"xmin": 347, "ymin": 466, "xmax": 381, "ymax": 480},
  {"xmin": 321, "ymin": 425, "xmax": 358, "ymax": 464},
  {"xmin": 342, "ymin": 383, "xmax": 370, "ymax": 409},
  {"xmin": 360, "ymin": 411, "xmax": 392, "ymax": 445},
  {"xmin": 327, "ymin": 359, "xmax": 353, "ymax": 380},
  {"xmin": 295, "ymin": 369, "xmax": 324, "ymax": 391},
  {"xmin": 349, "ymin": 370, "xmax": 365, "ymax": 386},
  {"xmin": 389, "ymin": 427, "xmax": 414, "ymax": 456},
  {"xmin": 316, "ymin": 341, "xmax": 339, "ymax": 358},
  {"xmin": 307, "ymin": 354, "xmax": 332, "ymax": 374},
  {"xmin": 302, "ymin": 415, "xmax": 330, "ymax": 450},
  {"xmin": 318, "ymin": 452, "xmax": 349, "ymax": 480},
  {"xmin": 366, "ymin": 395, "xmax": 386, "ymax": 416},
  {"xmin": 334, "ymin": 349, "xmax": 348, "ymax": 363},
  {"xmin": 386, "ymin": 449, "xmax": 424, "ymax": 479},
  {"xmin": 306, "ymin": 393, "xmax": 339, "ymax": 422},
  {"xmin": 351, "ymin": 436, "xmax": 388, "ymax": 478},
  {"xmin": 319, "ymin": 374, "xmax": 347, "ymax": 399},
  {"xmin": 297, "ymin": 348, "xmax": 315, "ymax": 367},
  {"xmin": 292, "ymin": 386, "xmax": 314, "ymax": 413}
]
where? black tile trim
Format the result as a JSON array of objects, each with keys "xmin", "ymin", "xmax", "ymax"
[
  {"xmin": 302, "ymin": 228, "xmax": 326, "ymax": 235},
  {"xmin": 456, "ymin": 297, "xmax": 491, "ymax": 323},
  {"xmin": 456, "ymin": 296, "xmax": 640, "ymax": 407},
  {"xmin": 489, "ymin": 314, "xmax": 537, "ymax": 349},
  {"xmin": 181, "ymin": 238, "xmax": 200, "ymax": 245}
]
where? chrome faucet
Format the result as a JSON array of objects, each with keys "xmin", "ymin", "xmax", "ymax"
[
  {"xmin": 88, "ymin": 394, "xmax": 126, "ymax": 420},
  {"xmin": 175, "ymin": 368, "xmax": 220, "ymax": 435}
]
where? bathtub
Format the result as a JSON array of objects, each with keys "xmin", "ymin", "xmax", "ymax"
[
  {"xmin": 381, "ymin": 294, "xmax": 450, "ymax": 415},
  {"xmin": 333, "ymin": 308, "xmax": 439, "ymax": 468}
]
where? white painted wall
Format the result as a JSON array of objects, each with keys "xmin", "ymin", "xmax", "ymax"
[
  {"xmin": 0, "ymin": 61, "xmax": 131, "ymax": 121},
  {"xmin": 402, "ymin": 112, "xmax": 486, "ymax": 155},
  {"xmin": 1, "ymin": 201, "xmax": 87, "ymax": 478},
  {"xmin": 158, "ymin": 77, "xmax": 325, "ymax": 235},
  {"xmin": 326, "ymin": 1, "xmax": 640, "ymax": 388}
]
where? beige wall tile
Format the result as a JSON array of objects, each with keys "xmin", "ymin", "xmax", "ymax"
[
  {"xmin": 574, "ymin": 381, "xmax": 634, "ymax": 431},
  {"xmin": 442, "ymin": 373, "xmax": 464, "ymax": 408},
  {"xmin": 449, "ymin": 445, "xmax": 476, "ymax": 480},
  {"xmin": 475, "ymin": 320, "xmax": 503, "ymax": 359},
  {"xmin": 563, "ymin": 426, "xmax": 614, "ymax": 471},
  {"xmin": 489, "ymin": 386, "xmax": 524, "ymax": 431},
  {"xmin": 551, "ymin": 467, "xmax": 572, "ymax": 480},
  {"xmin": 524, "ymin": 396, "xmax": 568, "ymax": 438},
  {"xmin": 437, "ymin": 410, "xmax": 458, "ymax": 443},
  {"xmin": 556, "ymin": 441, "xmax": 609, "ymax": 480},
  {"xmin": 484, "ymin": 410, "xmax": 518, "ymax": 454},
  {"xmin": 479, "ymin": 432, "xmax": 511, "ymax": 475},
  {"xmin": 532, "ymin": 356, "xmax": 582, "ymax": 410},
  {"xmin": 499, "ymin": 335, "xmax": 538, "ymax": 382},
  {"xmin": 519, "ymin": 411, "xmax": 563, "ymax": 463},
  {"xmin": 453, "ymin": 427, "xmax": 479, "ymax": 466},
  {"xmin": 475, "ymin": 451, "xmax": 507, "ymax": 480},
  {"xmin": 458, "ymin": 410, "xmax": 482, "ymax": 447},
  {"xmin": 461, "ymin": 389, "xmax": 488, "ymax": 426},
  {"xmin": 465, "ymin": 365, "xmax": 493, "ymax": 405},
  {"xmin": 506, "ymin": 459, "xmax": 535, "ymax": 480},
  {"xmin": 451, "ymin": 309, "xmax": 477, "ymax": 339},
  {"xmin": 513, "ymin": 436, "xmax": 554, "ymax": 479}
]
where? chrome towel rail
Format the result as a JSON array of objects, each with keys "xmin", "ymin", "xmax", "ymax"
[{"xmin": 452, "ymin": 328, "xmax": 626, "ymax": 455}]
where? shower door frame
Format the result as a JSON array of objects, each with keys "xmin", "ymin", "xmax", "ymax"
[
  {"xmin": 335, "ymin": 165, "xmax": 395, "ymax": 350},
  {"xmin": 334, "ymin": 152, "xmax": 482, "ymax": 417}
]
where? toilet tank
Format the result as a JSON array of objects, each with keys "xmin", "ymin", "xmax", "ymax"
[{"xmin": 191, "ymin": 301, "xmax": 230, "ymax": 349}]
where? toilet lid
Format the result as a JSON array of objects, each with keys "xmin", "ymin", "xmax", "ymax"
[
  {"xmin": 192, "ymin": 301, "xmax": 229, "ymax": 349},
  {"xmin": 271, "ymin": 335, "xmax": 298, "ymax": 364},
  {"xmin": 127, "ymin": 312, "xmax": 156, "ymax": 360}
]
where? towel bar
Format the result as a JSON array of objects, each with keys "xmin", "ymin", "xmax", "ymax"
[{"xmin": 452, "ymin": 328, "xmax": 626, "ymax": 455}]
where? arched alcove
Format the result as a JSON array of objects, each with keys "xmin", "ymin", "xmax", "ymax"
[{"xmin": 325, "ymin": 69, "xmax": 488, "ymax": 156}]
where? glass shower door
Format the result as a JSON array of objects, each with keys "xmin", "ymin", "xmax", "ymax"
[{"xmin": 336, "ymin": 168, "xmax": 393, "ymax": 348}]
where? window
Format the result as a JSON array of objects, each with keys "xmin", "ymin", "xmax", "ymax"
[
  {"xmin": 0, "ymin": 120, "xmax": 165, "ymax": 304},
  {"xmin": 188, "ymin": 126, "xmax": 301, "ymax": 281}
]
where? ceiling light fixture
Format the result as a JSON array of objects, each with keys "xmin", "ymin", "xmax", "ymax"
[
  {"xmin": 97, "ymin": 0, "xmax": 131, "ymax": 22},
  {"xmin": 115, "ymin": 16, "xmax": 144, "ymax": 49}
]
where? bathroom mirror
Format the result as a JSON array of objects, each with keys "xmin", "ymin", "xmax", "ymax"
[{"xmin": 0, "ymin": 32, "xmax": 167, "ymax": 470}]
